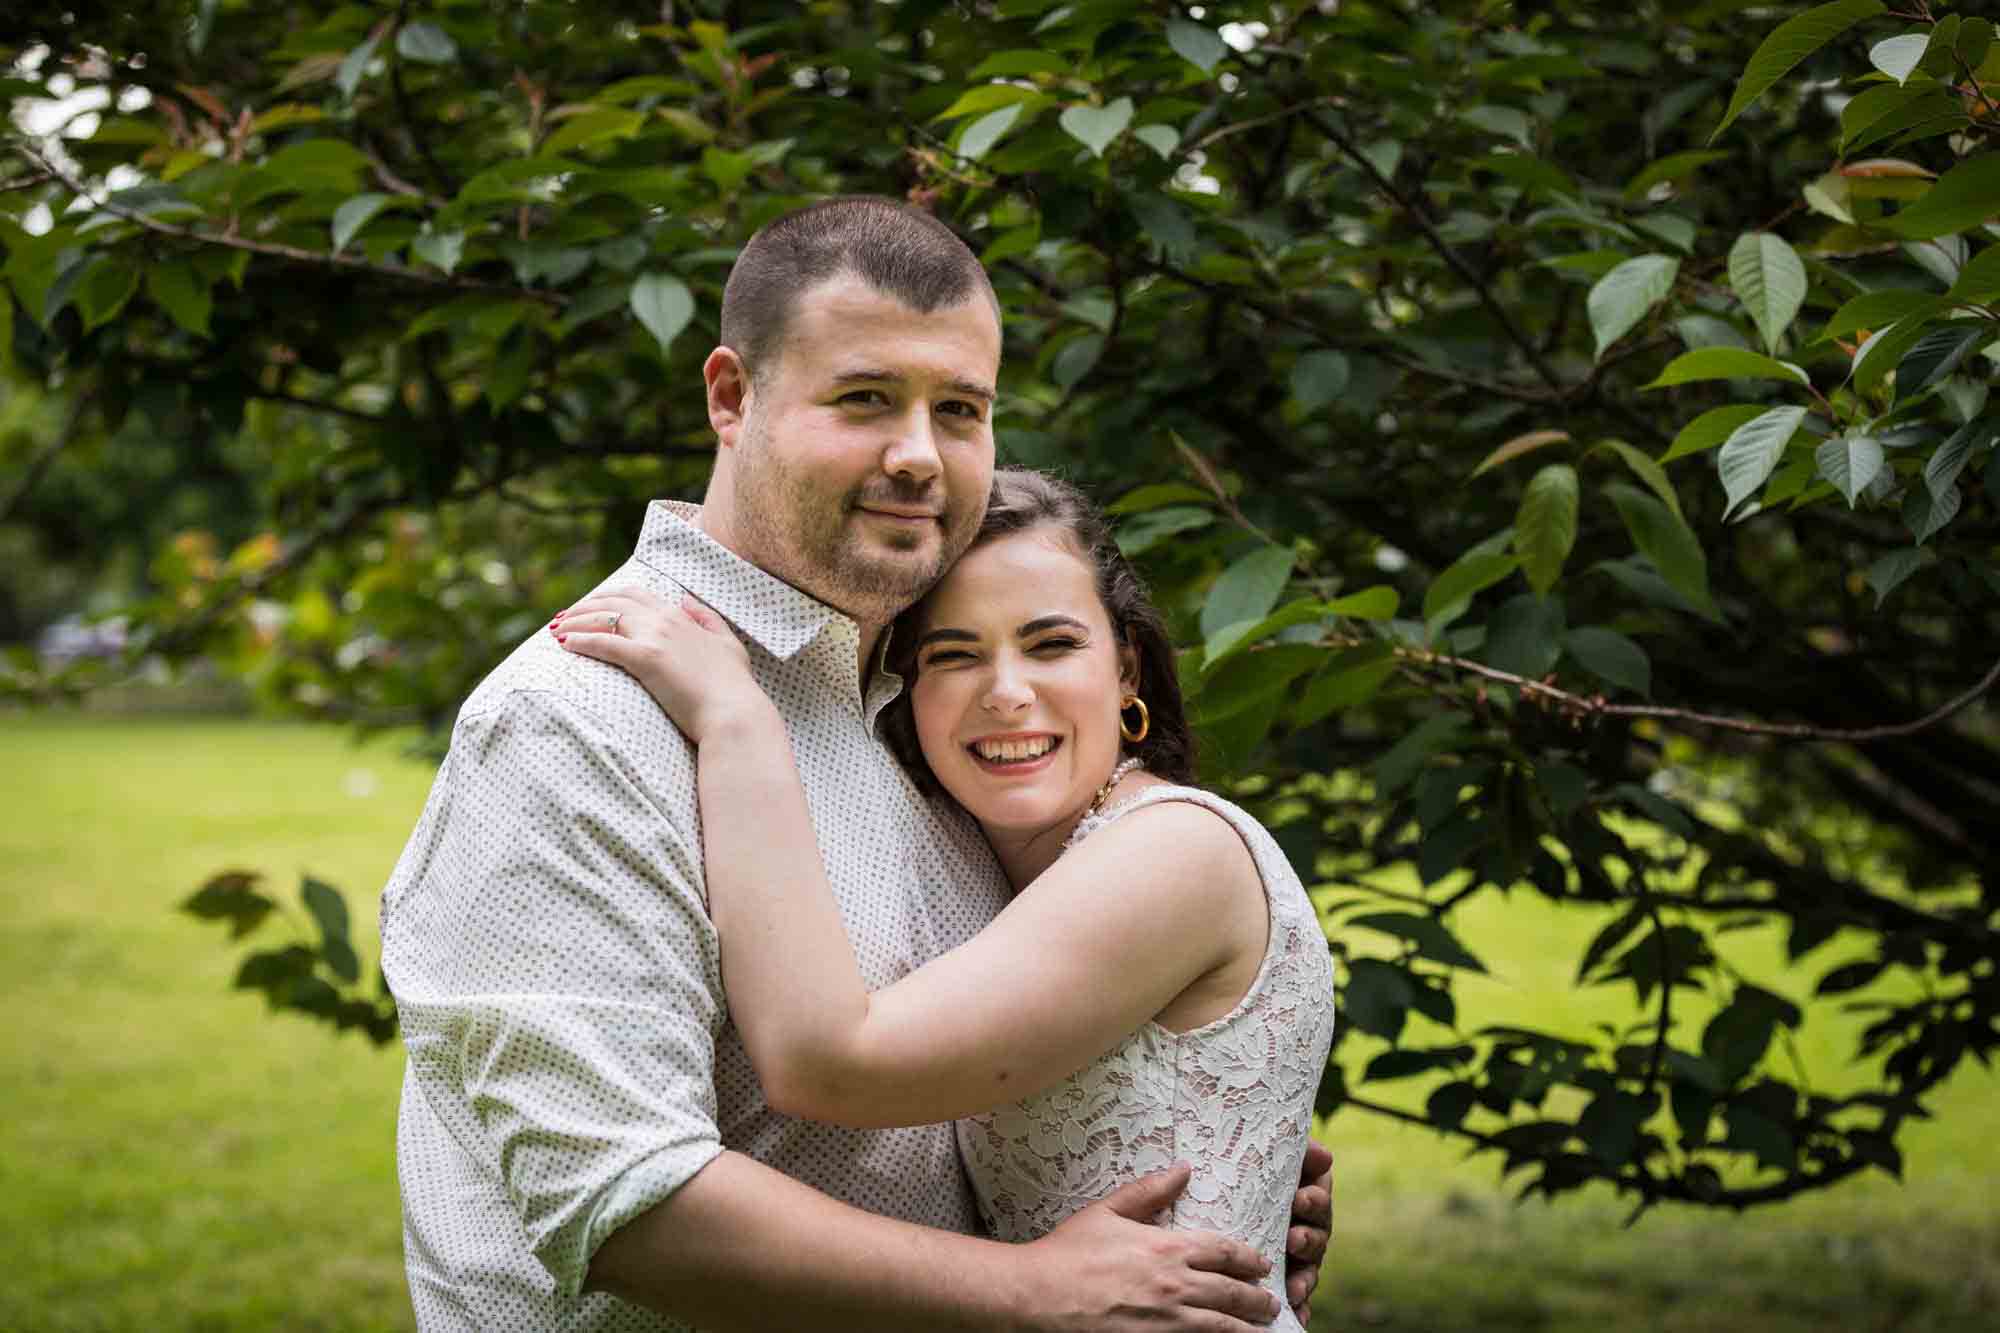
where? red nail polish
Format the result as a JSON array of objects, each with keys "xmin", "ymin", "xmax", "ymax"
[{"xmin": 555, "ymin": 634, "xmax": 568, "ymax": 644}]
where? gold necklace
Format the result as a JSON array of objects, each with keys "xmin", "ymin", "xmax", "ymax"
[{"xmin": 1063, "ymin": 756, "xmax": 1145, "ymax": 852}]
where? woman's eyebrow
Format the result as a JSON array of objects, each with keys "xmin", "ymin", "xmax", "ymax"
[
  {"xmin": 915, "ymin": 626, "xmax": 979, "ymax": 649},
  {"xmin": 1018, "ymin": 615, "xmax": 1089, "ymax": 637}
]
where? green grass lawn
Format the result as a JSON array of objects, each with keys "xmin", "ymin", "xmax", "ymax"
[{"xmin": 1, "ymin": 712, "xmax": 1993, "ymax": 1332}]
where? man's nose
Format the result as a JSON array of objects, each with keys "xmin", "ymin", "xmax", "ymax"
[{"xmin": 882, "ymin": 407, "xmax": 943, "ymax": 483}]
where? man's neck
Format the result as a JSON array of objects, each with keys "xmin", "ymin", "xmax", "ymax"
[{"xmin": 695, "ymin": 499, "xmax": 891, "ymax": 682}]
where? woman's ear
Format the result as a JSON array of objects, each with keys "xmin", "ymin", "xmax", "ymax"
[{"xmin": 1117, "ymin": 641, "xmax": 1141, "ymax": 693}]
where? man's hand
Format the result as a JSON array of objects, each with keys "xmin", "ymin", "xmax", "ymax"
[
  {"xmin": 1017, "ymin": 1164, "xmax": 1281, "ymax": 1332},
  {"xmin": 1284, "ymin": 1139, "xmax": 1332, "ymax": 1325}
]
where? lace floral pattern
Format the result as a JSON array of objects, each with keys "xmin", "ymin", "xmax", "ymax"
[{"xmin": 957, "ymin": 787, "xmax": 1336, "ymax": 1330}]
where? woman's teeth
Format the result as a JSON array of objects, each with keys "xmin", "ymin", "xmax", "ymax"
[{"xmin": 972, "ymin": 736, "xmax": 1057, "ymax": 762}]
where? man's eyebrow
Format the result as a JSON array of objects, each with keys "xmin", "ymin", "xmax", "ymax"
[
  {"xmin": 830, "ymin": 369, "xmax": 996, "ymax": 402},
  {"xmin": 915, "ymin": 626, "xmax": 979, "ymax": 648},
  {"xmin": 1019, "ymin": 615, "xmax": 1090, "ymax": 636}
]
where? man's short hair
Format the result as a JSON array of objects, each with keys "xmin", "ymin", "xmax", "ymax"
[{"xmin": 720, "ymin": 197, "xmax": 1000, "ymax": 382}]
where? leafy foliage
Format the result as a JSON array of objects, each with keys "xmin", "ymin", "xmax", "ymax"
[{"xmin": 4, "ymin": 0, "xmax": 1997, "ymax": 1217}]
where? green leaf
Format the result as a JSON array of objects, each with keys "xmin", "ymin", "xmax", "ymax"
[
  {"xmin": 1484, "ymin": 592, "xmax": 1565, "ymax": 679},
  {"xmin": 1588, "ymin": 254, "xmax": 1679, "ymax": 359},
  {"xmin": 1371, "ymin": 714, "xmax": 1471, "ymax": 797},
  {"xmin": 1592, "ymin": 439, "xmax": 1684, "ymax": 523},
  {"xmin": 1632, "ymin": 213, "xmax": 1697, "ymax": 255},
  {"xmin": 145, "ymin": 260, "xmax": 211, "ymax": 337},
  {"xmin": 1324, "ymin": 586, "xmax": 1399, "ymax": 621},
  {"xmin": 1514, "ymin": 464, "xmax": 1579, "ymax": 595},
  {"xmin": 1925, "ymin": 417, "xmax": 2000, "ymax": 494},
  {"xmin": 1896, "ymin": 323, "xmax": 1995, "ymax": 404},
  {"xmin": 411, "ymin": 228, "xmax": 465, "ymax": 274},
  {"xmin": 1724, "ymin": 1106, "xmax": 1796, "ymax": 1173},
  {"xmin": 302, "ymin": 874, "xmax": 350, "ymax": 946},
  {"xmin": 1126, "ymin": 190, "xmax": 1198, "ymax": 261},
  {"xmin": 1166, "ymin": 19, "xmax": 1228, "ymax": 73},
  {"xmin": 1343, "ymin": 958, "xmax": 1415, "ymax": 1040},
  {"xmin": 1903, "ymin": 478, "xmax": 1960, "ymax": 544},
  {"xmin": 544, "ymin": 108, "xmax": 645, "ymax": 155},
  {"xmin": 396, "ymin": 20, "xmax": 457, "ymax": 63},
  {"xmin": 1868, "ymin": 31, "xmax": 1931, "ymax": 84},
  {"xmin": 337, "ymin": 30, "xmax": 384, "ymax": 101},
  {"xmin": 1564, "ymin": 627, "xmax": 1652, "ymax": 697},
  {"xmin": 1727, "ymin": 233, "xmax": 1807, "ymax": 356},
  {"xmin": 1350, "ymin": 913, "xmax": 1488, "ymax": 973},
  {"xmin": 1423, "ymin": 552, "xmax": 1520, "ymax": 628},
  {"xmin": 1864, "ymin": 546, "xmax": 1936, "ymax": 606},
  {"xmin": 75, "ymin": 257, "xmax": 139, "ymax": 332},
  {"xmin": 1201, "ymin": 545, "xmax": 1296, "ymax": 639},
  {"xmin": 1580, "ymin": 1090, "xmax": 1652, "ymax": 1169},
  {"xmin": 330, "ymin": 192, "xmax": 390, "ymax": 252},
  {"xmin": 1133, "ymin": 124, "xmax": 1180, "ymax": 160},
  {"xmin": 1886, "ymin": 155, "xmax": 2000, "ymax": 240},
  {"xmin": 1660, "ymin": 405, "xmax": 1767, "ymax": 464},
  {"xmin": 1816, "ymin": 434, "xmax": 1884, "ymax": 508},
  {"xmin": 1050, "ymin": 333, "xmax": 1104, "ymax": 389},
  {"xmin": 1059, "ymin": 97, "xmax": 1133, "ymax": 158},
  {"xmin": 1607, "ymin": 483, "xmax": 1718, "ymax": 620},
  {"xmin": 180, "ymin": 870, "xmax": 276, "ymax": 939},
  {"xmin": 1116, "ymin": 506, "xmax": 1213, "ymax": 556},
  {"xmin": 1623, "ymin": 150, "xmax": 1733, "ymax": 199},
  {"xmin": 957, "ymin": 104, "xmax": 1023, "ymax": 162},
  {"xmin": 1711, "ymin": 0, "xmax": 1888, "ymax": 142},
  {"xmin": 968, "ymin": 51, "xmax": 1071, "ymax": 78},
  {"xmin": 1717, "ymin": 405, "xmax": 1810, "ymax": 517},
  {"xmin": 1201, "ymin": 601, "xmax": 1327, "ymax": 669},
  {"xmin": 1949, "ymin": 244, "xmax": 2000, "ymax": 302},
  {"xmin": 1295, "ymin": 647, "xmax": 1398, "ymax": 727},
  {"xmin": 935, "ymin": 85, "xmax": 1048, "ymax": 121},
  {"xmin": 1289, "ymin": 349, "xmax": 1350, "ymax": 414},
  {"xmin": 1461, "ymin": 104, "xmax": 1532, "ymax": 148},
  {"xmin": 1819, "ymin": 290, "xmax": 1947, "ymax": 342},
  {"xmin": 629, "ymin": 272, "xmax": 695, "ymax": 354},
  {"xmin": 1644, "ymin": 346, "xmax": 1808, "ymax": 389},
  {"xmin": 1107, "ymin": 483, "xmax": 1214, "ymax": 516},
  {"xmin": 1850, "ymin": 317, "xmax": 1940, "ymax": 394}
]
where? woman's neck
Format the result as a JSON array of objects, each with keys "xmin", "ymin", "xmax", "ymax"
[{"xmin": 980, "ymin": 764, "xmax": 1154, "ymax": 891}]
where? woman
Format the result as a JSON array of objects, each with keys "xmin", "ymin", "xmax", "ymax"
[{"xmin": 555, "ymin": 469, "xmax": 1335, "ymax": 1329}]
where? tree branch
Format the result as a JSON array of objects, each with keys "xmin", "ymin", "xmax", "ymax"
[
  {"xmin": 0, "ymin": 393, "xmax": 88, "ymax": 524},
  {"xmin": 1304, "ymin": 107, "xmax": 1566, "ymax": 395},
  {"xmin": 1404, "ymin": 646, "xmax": 2000, "ymax": 744},
  {"xmin": 17, "ymin": 145, "xmax": 556, "ymax": 304}
]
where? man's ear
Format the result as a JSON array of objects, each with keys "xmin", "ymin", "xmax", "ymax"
[{"xmin": 704, "ymin": 346, "xmax": 752, "ymax": 447}]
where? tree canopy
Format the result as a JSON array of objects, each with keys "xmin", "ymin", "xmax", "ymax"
[{"xmin": 3, "ymin": 0, "xmax": 1996, "ymax": 1218}]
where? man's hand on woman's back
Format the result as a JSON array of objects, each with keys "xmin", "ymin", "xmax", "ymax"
[{"xmin": 1018, "ymin": 1163, "xmax": 1281, "ymax": 1331}]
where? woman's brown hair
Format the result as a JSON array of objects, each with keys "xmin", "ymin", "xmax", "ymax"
[{"xmin": 881, "ymin": 468, "xmax": 1196, "ymax": 793}]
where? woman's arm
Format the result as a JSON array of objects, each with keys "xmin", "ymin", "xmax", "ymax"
[{"xmin": 558, "ymin": 588, "xmax": 1261, "ymax": 1129}]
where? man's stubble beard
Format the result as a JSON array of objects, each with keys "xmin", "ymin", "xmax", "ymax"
[{"xmin": 730, "ymin": 410, "xmax": 972, "ymax": 627}]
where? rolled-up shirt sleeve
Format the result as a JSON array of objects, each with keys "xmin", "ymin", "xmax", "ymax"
[{"xmin": 383, "ymin": 686, "xmax": 723, "ymax": 1298}]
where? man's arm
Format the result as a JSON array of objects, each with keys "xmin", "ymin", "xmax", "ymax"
[{"xmin": 590, "ymin": 1151, "xmax": 1284, "ymax": 1333}]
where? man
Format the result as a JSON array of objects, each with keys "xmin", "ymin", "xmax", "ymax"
[{"xmin": 382, "ymin": 197, "xmax": 1329, "ymax": 1331}]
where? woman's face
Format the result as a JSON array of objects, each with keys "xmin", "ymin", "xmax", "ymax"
[{"xmin": 909, "ymin": 526, "xmax": 1138, "ymax": 841}]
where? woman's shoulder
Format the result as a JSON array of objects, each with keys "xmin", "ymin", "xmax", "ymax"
[{"xmin": 1076, "ymin": 782, "xmax": 1263, "ymax": 889}]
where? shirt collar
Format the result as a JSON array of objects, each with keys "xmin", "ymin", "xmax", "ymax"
[{"xmin": 630, "ymin": 501, "xmax": 849, "ymax": 662}]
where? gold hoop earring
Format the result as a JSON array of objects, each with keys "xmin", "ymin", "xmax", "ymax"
[{"xmin": 1119, "ymin": 694, "xmax": 1150, "ymax": 744}]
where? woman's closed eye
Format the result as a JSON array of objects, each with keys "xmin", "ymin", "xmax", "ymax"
[{"xmin": 1028, "ymin": 636, "xmax": 1084, "ymax": 655}]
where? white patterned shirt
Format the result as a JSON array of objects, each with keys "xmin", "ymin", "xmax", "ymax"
[{"xmin": 381, "ymin": 501, "xmax": 1012, "ymax": 1331}]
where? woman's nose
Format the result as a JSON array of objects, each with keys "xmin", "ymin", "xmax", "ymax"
[{"xmin": 981, "ymin": 662, "xmax": 1033, "ymax": 714}]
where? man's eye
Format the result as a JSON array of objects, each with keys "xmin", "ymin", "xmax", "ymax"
[
  {"xmin": 840, "ymin": 389, "xmax": 889, "ymax": 406},
  {"xmin": 938, "ymin": 400, "xmax": 983, "ymax": 420}
]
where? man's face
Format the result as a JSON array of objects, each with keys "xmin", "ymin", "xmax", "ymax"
[{"xmin": 722, "ymin": 274, "xmax": 1001, "ymax": 627}]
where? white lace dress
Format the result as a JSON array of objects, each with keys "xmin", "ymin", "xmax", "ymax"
[{"xmin": 955, "ymin": 786, "xmax": 1337, "ymax": 1330}]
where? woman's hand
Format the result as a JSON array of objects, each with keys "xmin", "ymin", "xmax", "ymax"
[{"xmin": 554, "ymin": 587, "xmax": 774, "ymax": 744}]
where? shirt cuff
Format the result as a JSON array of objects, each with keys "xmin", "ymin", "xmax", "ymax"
[{"xmin": 542, "ymin": 1136, "xmax": 726, "ymax": 1299}]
